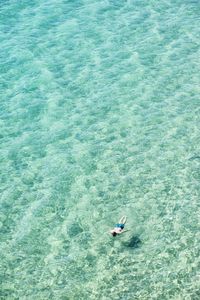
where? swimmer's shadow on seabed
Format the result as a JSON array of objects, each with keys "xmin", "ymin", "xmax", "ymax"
[{"xmin": 122, "ymin": 235, "xmax": 142, "ymax": 249}]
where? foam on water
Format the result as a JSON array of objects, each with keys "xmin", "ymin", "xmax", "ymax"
[{"xmin": 0, "ymin": 0, "xmax": 200, "ymax": 299}]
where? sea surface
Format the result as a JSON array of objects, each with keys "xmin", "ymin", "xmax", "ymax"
[{"xmin": 0, "ymin": 0, "xmax": 200, "ymax": 299}]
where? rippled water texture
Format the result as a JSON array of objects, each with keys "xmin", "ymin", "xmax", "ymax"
[{"xmin": 0, "ymin": 0, "xmax": 200, "ymax": 299}]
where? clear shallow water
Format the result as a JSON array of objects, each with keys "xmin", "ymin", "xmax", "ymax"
[{"xmin": 0, "ymin": 0, "xmax": 200, "ymax": 299}]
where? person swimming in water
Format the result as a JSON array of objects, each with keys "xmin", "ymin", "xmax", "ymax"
[{"xmin": 110, "ymin": 216, "xmax": 127, "ymax": 237}]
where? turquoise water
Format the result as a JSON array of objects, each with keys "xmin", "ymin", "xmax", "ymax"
[{"xmin": 0, "ymin": 0, "xmax": 200, "ymax": 299}]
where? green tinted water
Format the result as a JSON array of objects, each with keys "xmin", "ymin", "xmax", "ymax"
[{"xmin": 0, "ymin": 0, "xmax": 200, "ymax": 299}]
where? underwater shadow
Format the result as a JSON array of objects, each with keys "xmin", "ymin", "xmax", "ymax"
[
  {"xmin": 188, "ymin": 155, "xmax": 200, "ymax": 161},
  {"xmin": 124, "ymin": 235, "xmax": 142, "ymax": 249}
]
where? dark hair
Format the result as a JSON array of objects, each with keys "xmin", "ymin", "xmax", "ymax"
[{"xmin": 112, "ymin": 232, "xmax": 117, "ymax": 237}]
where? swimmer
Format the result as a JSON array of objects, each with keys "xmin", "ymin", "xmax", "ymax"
[{"xmin": 110, "ymin": 216, "xmax": 127, "ymax": 237}]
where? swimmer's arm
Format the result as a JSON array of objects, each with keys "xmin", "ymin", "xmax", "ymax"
[{"xmin": 120, "ymin": 230, "xmax": 129, "ymax": 234}]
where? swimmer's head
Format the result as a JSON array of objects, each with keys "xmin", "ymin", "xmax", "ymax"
[{"xmin": 112, "ymin": 232, "xmax": 117, "ymax": 237}]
